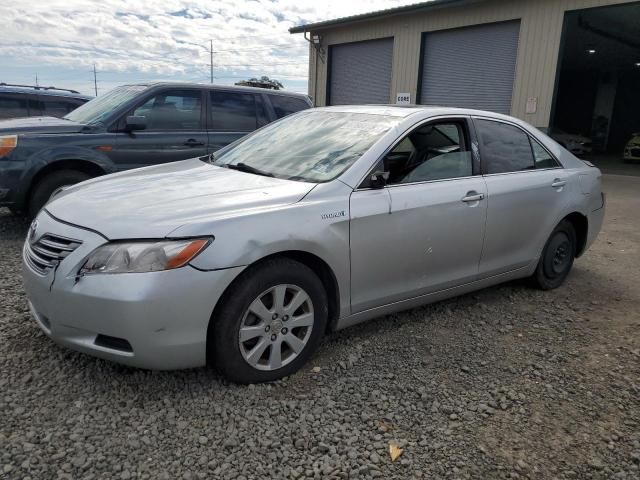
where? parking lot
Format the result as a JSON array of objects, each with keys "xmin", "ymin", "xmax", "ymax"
[{"xmin": 0, "ymin": 174, "xmax": 638, "ymax": 480}]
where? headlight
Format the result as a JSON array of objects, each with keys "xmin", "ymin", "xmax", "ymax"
[
  {"xmin": 79, "ymin": 238, "xmax": 211, "ymax": 275},
  {"xmin": 0, "ymin": 135, "xmax": 17, "ymax": 157}
]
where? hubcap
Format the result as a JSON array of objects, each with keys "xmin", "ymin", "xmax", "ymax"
[{"xmin": 238, "ymin": 284, "xmax": 314, "ymax": 371}]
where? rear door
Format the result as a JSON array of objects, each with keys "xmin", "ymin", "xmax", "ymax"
[
  {"xmin": 208, "ymin": 89, "xmax": 269, "ymax": 153},
  {"xmin": 474, "ymin": 117, "xmax": 569, "ymax": 277},
  {"xmin": 111, "ymin": 88, "xmax": 208, "ymax": 169}
]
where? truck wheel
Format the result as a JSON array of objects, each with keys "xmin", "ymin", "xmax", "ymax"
[{"xmin": 28, "ymin": 170, "xmax": 90, "ymax": 219}]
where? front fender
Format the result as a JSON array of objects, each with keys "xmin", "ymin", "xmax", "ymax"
[
  {"xmin": 14, "ymin": 145, "xmax": 117, "ymax": 206},
  {"xmin": 175, "ymin": 181, "xmax": 353, "ymax": 319}
]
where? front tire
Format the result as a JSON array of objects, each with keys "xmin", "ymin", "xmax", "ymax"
[
  {"xmin": 28, "ymin": 170, "xmax": 90, "ymax": 219},
  {"xmin": 210, "ymin": 258, "xmax": 328, "ymax": 384},
  {"xmin": 531, "ymin": 220, "xmax": 576, "ymax": 290}
]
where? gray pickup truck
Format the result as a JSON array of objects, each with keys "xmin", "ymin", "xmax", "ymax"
[{"xmin": 0, "ymin": 82, "xmax": 312, "ymax": 217}]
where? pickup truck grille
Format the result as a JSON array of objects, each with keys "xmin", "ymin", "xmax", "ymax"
[{"xmin": 24, "ymin": 234, "xmax": 82, "ymax": 275}]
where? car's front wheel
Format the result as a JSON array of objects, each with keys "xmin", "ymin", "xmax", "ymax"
[
  {"xmin": 531, "ymin": 220, "xmax": 576, "ymax": 290},
  {"xmin": 210, "ymin": 258, "xmax": 328, "ymax": 383}
]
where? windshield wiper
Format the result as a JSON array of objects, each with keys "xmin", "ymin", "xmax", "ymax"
[{"xmin": 225, "ymin": 162, "xmax": 274, "ymax": 177}]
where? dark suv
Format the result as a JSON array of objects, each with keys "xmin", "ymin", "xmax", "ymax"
[
  {"xmin": 0, "ymin": 84, "xmax": 91, "ymax": 120},
  {"xmin": 0, "ymin": 82, "xmax": 312, "ymax": 216}
]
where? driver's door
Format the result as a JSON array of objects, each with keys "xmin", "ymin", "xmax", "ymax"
[
  {"xmin": 349, "ymin": 117, "xmax": 488, "ymax": 313},
  {"xmin": 110, "ymin": 88, "xmax": 208, "ymax": 170}
]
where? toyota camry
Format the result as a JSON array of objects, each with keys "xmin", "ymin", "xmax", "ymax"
[{"xmin": 22, "ymin": 106, "xmax": 605, "ymax": 383}]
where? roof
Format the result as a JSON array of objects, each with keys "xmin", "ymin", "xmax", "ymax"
[
  {"xmin": 312, "ymin": 104, "xmax": 525, "ymax": 124},
  {"xmin": 132, "ymin": 81, "xmax": 310, "ymax": 99},
  {"xmin": 313, "ymin": 104, "xmax": 435, "ymax": 117},
  {"xmin": 0, "ymin": 84, "xmax": 92, "ymax": 100},
  {"xmin": 289, "ymin": 0, "xmax": 478, "ymax": 33}
]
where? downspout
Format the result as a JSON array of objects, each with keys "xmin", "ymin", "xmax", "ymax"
[{"xmin": 304, "ymin": 31, "xmax": 320, "ymax": 106}]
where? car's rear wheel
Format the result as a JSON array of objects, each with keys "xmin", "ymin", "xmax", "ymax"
[
  {"xmin": 210, "ymin": 258, "xmax": 328, "ymax": 384},
  {"xmin": 531, "ymin": 220, "xmax": 576, "ymax": 290},
  {"xmin": 28, "ymin": 170, "xmax": 90, "ymax": 218}
]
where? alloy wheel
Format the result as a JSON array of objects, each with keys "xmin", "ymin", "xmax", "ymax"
[{"xmin": 238, "ymin": 284, "xmax": 314, "ymax": 371}]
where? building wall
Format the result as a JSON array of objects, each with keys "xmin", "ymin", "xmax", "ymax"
[{"xmin": 305, "ymin": 0, "xmax": 636, "ymax": 128}]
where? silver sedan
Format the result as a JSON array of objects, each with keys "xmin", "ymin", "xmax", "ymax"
[{"xmin": 22, "ymin": 106, "xmax": 605, "ymax": 383}]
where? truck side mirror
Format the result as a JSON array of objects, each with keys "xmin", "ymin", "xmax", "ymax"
[{"xmin": 125, "ymin": 116, "xmax": 147, "ymax": 132}]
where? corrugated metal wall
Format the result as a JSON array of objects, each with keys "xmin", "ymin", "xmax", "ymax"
[{"xmin": 304, "ymin": 0, "xmax": 636, "ymax": 128}]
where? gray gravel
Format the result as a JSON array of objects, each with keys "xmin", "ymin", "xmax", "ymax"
[{"xmin": 1, "ymin": 174, "xmax": 639, "ymax": 479}]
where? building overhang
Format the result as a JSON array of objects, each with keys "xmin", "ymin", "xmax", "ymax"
[{"xmin": 289, "ymin": 0, "xmax": 485, "ymax": 34}]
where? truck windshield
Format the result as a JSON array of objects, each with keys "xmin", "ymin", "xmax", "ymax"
[
  {"xmin": 64, "ymin": 85, "xmax": 148, "ymax": 125},
  {"xmin": 213, "ymin": 111, "xmax": 400, "ymax": 183}
]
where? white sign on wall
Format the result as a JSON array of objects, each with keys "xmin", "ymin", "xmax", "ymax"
[
  {"xmin": 526, "ymin": 97, "xmax": 538, "ymax": 114},
  {"xmin": 396, "ymin": 92, "xmax": 411, "ymax": 105}
]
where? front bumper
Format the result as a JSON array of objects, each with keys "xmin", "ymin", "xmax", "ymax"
[{"xmin": 21, "ymin": 211, "xmax": 244, "ymax": 370}]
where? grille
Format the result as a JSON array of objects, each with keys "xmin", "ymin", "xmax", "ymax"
[
  {"xmin": 631, "ymin": 147, "xmax": 640, "ymax": 157},
  {"xmin": 25, "ymin": 233, "xmax": 82, "ymax": 275}
]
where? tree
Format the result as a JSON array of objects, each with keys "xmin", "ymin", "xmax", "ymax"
[{"xmin": 235, "ymin": 75, "xmax": 284, "ymax": 90}]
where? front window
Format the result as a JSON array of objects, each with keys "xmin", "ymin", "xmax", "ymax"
[
  {"xmin": 371, "ymin": 120, "xmax": 473, "ymax": 185},
  {"xmin": 213, "ymin": 111, "xmax": 400, "ymax": 183},
  {"xmin": 64, "ymin": 85, "xmax": 148, "ymax": 125}
]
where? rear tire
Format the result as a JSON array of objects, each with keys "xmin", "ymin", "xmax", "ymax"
[
  {"xmin": 209, "ymin": 258, "xmax": 328, "ymax": 384},
  {"xmin": 28, "ymin": 170, "xmax": 90, "ymax": 219},
  {"xmin": 531, "ymin": 220, "xmax": 576, "ymax": 290}
]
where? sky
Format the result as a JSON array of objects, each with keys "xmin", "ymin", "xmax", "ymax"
[{"xmin": 0, "ymin": 0, "xmax": 419, "ymax": 96}]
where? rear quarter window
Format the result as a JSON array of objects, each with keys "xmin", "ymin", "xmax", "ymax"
[{"xmin": 268, "ymin": 95, "xmax": 311, "ymax": 119}]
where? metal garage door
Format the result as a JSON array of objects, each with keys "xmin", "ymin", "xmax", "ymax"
[
  {"xmin": 419, "ymin": 21, "xmax": 520, "ymax": 114},
  {"xmin": 328, "ymin": 38, "xmax": 393, "ymax": 105}
]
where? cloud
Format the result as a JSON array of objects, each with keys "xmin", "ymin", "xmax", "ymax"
[{"xmin": 0, "ymin": 0, "xmax": 419, "ymax": 94}]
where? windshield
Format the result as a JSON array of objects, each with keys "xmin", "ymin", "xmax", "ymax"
[
  {"xmin": 64, "ymin": 85, "xmax": 148, "ymax": 125},
  {"xmin": 213, "ymin": 111, "xmax": 400, "ymax": 182}
]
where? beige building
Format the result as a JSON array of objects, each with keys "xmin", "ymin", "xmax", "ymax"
[{"xmin": 290, "ymin": 0, "xmax": 640, "ymax": 153}]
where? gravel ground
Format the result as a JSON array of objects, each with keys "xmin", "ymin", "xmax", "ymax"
[{"xmin": 1, "ymin": 174, "xmax": 639, "ymax": 480}]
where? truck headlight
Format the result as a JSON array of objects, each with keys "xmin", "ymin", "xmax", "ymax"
[{"xmin": 79, "ymin": 238, "xmax": 211, "ymax": 275}]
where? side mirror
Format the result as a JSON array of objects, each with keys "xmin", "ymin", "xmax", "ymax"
[
  {"xmin": 125, "ymin": 115, "xmax": 147, "ymax": 132},
  {"xmin": 370, "ymin": 170, "xmax": 390, "ymax": 189}
]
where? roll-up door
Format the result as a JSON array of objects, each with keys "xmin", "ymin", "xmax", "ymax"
[
  {"xmin": 328, "ymin": 38, "xmax": 394, "ymax": 105},
  {"xmin": 419, "ymin": 21, "xmax": 520, "ymax": 115}
]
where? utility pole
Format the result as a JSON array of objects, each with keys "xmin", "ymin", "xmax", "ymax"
[
  {"xmin": 93, "ymin": 64, "xmax": 98, "ymax": 96},
  {"xmin": 35, "ymin": 73, "xmax": 39, "ymax": 87},
  {"xmin": 210, "ymin": 40, "xmax": 213, "ymax": 84}
]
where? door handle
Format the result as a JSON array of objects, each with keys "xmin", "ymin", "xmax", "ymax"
[
  {"xmin": 551, "ymin": 179, "xmax": 567, "ymax": 188},
  {"xmin": 184, "ymin": 139, "xmax": 205, "ymax": 147},
  {"xmin": 461, "ymin": 193, "xmax": 485, "ymax": 203}
]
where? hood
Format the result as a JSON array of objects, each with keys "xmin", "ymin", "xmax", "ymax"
[
  {"xmin": 0, "ymin": 116, "xmax": 86, "ymax": 135},
  {"xmin": 45, "ymin": 158, "xmax": 316, "ymax": 239}
]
